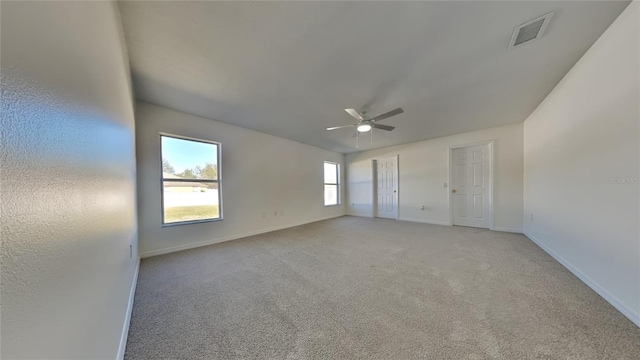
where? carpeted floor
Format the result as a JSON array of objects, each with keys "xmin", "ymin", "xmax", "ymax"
[{"xmin": 125, "ymin": 216, "xmax": 640, "ymax": 359}]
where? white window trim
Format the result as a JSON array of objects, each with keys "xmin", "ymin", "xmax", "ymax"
[
  {"xmin": 160, "ymin": 133, "xmax": 223, "ymax": 226},
  {"xmin": 324, "ymin": 161, "xmax": 341, "ymax": 206}
]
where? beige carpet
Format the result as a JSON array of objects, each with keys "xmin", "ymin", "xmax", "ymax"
[{"xmin": 125, "ymin": 216, "xmax": 640, "ymax": 359}]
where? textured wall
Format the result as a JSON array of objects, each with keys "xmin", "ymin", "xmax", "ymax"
[
  {"xmin": 346, "ymin": 123, "xmax": 524, "ymax": 233},
  {"xmin": 1, "ymin": 1, "xmax": 138, "ymax": 358},
  {"xmin": 136, "ymin": 102, "xmax": 345, "ymax": 257},
  {"xmin": 523, "ymin": 2, "xmax": 639, "ymax": 326}
]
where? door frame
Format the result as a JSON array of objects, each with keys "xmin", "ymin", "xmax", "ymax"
[
  {"xmin": 448, "ymin": 140, "xmax": 495, "ymax": 230},
  {"xmin": 372, "ymin": 155, "xmax": 399, "ymax": 219}
]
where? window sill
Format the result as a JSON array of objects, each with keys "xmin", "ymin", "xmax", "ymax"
[{"xmin": 162, "ymin": 218, "xmax": 223, "ymax": 227}]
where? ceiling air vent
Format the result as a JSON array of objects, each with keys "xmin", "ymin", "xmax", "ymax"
[{"xmin": 509, "ymin": 12, "xmax": 554, "ymax": 49}]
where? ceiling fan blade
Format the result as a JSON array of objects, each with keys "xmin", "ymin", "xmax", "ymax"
[
  {"xmin": 327, "ymin": 125, "xmax": 355, "ymax": 131},
  {"xmin": 371, "ymin": 107, "xmax": 404, "ymax": 122},
  {"xmin": 345, "ymin": 108, "xmax": 363, "ymax": 121},
  {"xmin": 372, "ymin": 123, "xmax": 395, "ymax": 131}
]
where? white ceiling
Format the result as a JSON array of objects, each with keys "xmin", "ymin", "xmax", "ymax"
[{"xmin": 119, "ymin": 1, "xmax": 629, "ymax": 154}]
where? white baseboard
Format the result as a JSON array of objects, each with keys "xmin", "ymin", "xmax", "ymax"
[
  {"xmin": 524, "ymin": 231, "xmax": 639, "ymax": 328},
  {"xmin": 492, "ymin": 226, "xmax": 523, "ymax": 233},
  {"xmin": 117, "ymin": 257, "xmax": 140, "ymax": 360},
  {"xmin": 397, "ymin": 217, "xmax": 451, "ymax": 226},
  {"xmin": 140, "ymin": 215, "xmax": 345, "ymax": 258}
]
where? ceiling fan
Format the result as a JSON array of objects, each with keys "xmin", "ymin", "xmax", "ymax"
[{"xmin": 327, "ymin": 107, "xmax": 404, "ymax": 134}]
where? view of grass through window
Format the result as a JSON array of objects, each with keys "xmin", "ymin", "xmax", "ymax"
[{"xmin": 161, "ymin": 135, "xmax": 221, "ymax": 224}]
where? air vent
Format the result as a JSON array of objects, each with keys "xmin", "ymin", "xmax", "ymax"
[{"xmin": 509, "ymin": 12, "xmax": 554, "ymax": 49}]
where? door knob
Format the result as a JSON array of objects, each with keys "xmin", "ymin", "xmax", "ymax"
[
  {"xmin": 452, "ymin": 189, "xmax": 457, "ymax": 193},
  {"xmin": 394, "ymin": 190, "xmax": 397, "ymax": 193}
]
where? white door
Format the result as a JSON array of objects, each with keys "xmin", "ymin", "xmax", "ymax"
[
  {"xmin": 452, "ymin": 144, "xmax": 491, "ymax": 228},
  {"xmin": 375, "ymin": 157, "xmax": 398, "ymax": 219}
]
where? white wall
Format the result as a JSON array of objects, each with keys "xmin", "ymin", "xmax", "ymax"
[
  {"xmin": 1, "ymin": 2, "xmax": 138, "ymax": 359},
  {"xmin": 346, "ymin": 123, "xmax": 523, "ymax": 232},
  {"xmin": 523, "ymin": 2, "xmax": 639, "ymax": 327},
  {"xmin": 136, "ymin": 102, "xmax": 345, "ymax": 257}
]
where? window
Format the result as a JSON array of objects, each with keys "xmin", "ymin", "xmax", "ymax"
[
  {"xmin": 324, "ymin": 161, "xmax": 340, "ymax": 206},
  {"xmin": 160, "ymin": 134, "xmax": 222, "ymax": 225}
]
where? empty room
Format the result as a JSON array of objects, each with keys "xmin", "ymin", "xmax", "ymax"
[{"xmin": 2, "ymin": 0, "xmax": 639, "ymax": 359}]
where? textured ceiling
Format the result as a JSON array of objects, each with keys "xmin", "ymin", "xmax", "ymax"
[{"xmin": 119, "ymin": 1, "xmax": 629, "ymax": 154}]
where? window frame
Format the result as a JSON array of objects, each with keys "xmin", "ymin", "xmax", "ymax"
[
  {"xmin": 323, "ymin": 161, "xmax": 341, "ymax": 206},
  {"xmin": 160, "ymin": 133, "xmax": 223, "ymax": 226}
]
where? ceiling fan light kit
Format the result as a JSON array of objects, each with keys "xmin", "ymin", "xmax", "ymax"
[{"xmin": 357, "ymin": 123, "xmax": 372, "ymax": 132}]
